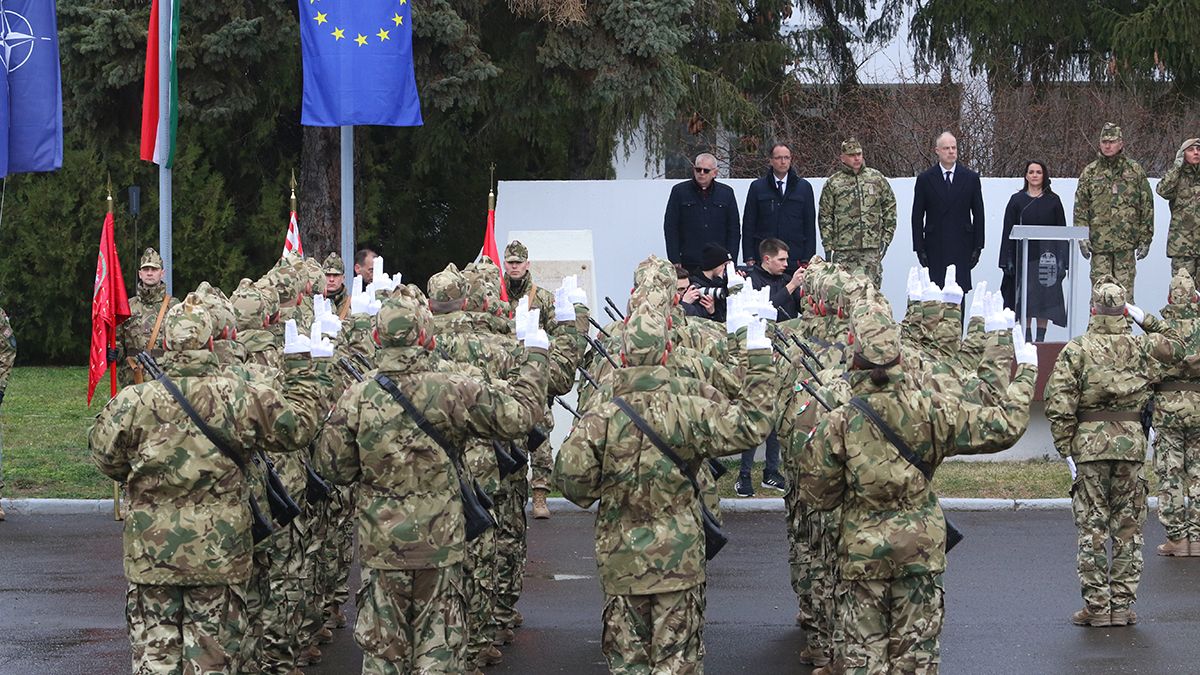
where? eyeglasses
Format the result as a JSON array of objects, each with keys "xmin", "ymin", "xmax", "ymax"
[{"xmin": 693, "ymin": 167, "xmax": 714, "ymax": 174}]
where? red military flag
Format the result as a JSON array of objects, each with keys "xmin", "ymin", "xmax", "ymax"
[
  {"xmin": 87, "ymin": 211, "xmax": 131, "ymax": 405},
  {"xmin": 282, "ymin": 209, "xmax": 303, "ymax": 257},
  {"xmin": 479, "ymin": 188, "xmax": 507, "ymax": 301}
]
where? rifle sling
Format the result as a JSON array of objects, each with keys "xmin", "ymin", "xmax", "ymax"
[
  {"xmin": 849, "ymin": 396, "xmax": 933, "ymax": 482},
  {"xmin": 154, "ymin": 371, "xmax": 248, "ymax": 475},
  {"xmin": 146, "ymin": 294, "xmax": 173, "ymax": 352},
  {"xmin": 612, "ymin": 397, "xmax": 703, "ymax": 501},
  {"xmin": 373, "ymin": 373, "xmax": 465, "ymax": 476}
]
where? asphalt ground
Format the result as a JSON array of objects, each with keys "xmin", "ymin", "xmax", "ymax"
[{"xmin": 3, "ymin": 509, "xmax": 1200, "ymax": 674}]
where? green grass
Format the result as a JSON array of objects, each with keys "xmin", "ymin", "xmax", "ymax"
[{"xmin": 1, "ymin": 366, "xmax": 112, "ymax": 499}]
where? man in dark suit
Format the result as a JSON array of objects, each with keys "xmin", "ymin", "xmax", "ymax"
[
  {"xmin": 911, "ymin": 132, "xmax": 985, "ymax": 290},
  {"xmin": 664, "ymin": 152, "xmax": 741, "ymax": 274},
  {"xmin": 741, "ymin": 142, "xmax": 816, "ymax": 271}
]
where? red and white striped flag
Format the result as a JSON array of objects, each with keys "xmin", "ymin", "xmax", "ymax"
[
  {"xmin": 282, "ymin": 210, "xmax": 303, "ymax": 257},
  {"xmin": 139, "ymin": 0, "xmax": 178, "ymax": 168}
]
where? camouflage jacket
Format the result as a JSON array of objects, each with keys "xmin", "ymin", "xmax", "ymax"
[
  {"xmin": 315, "ymin": 345, "xmax": 548, "ymax": 571},
  {"xmin": 797, "ymin": 365, "xmax": 1036, "ymax": 580},
  {"xmin": 1045, "ymin": 313, "xmax": 1185, "ymax": 462},
  {"xmin": 1153, "ymin": 303, "xmax": 1200, "ymax": 428},
  {"xmin": 554, "ymin": 350, "xmax": 778, "ymax": 595},
  {"xmin": 238, "ymin": 328, "xmax": 282, "ymax": 370},
  {"xmin": 116, "ymin": 282, "xmax": 178, "ymax": 385},
  {"xmin": 1075, "ymin": 153, "xmax": 1154, "ymax": 253},
  {"xmin": 505, "ymin": 272, "xmax": 557, "ymax": 333},
  {"xmin": 0, "ymin": 306, "xmax": 14, "ymax": 391},
  {"xmin": 1156, "ymin": 162, "xmax": 1200, "ymax": 258},
  {"xmin": 818, "ymin": 164, "xmax": 897, "ymax": 252},
  {"xmin": 89, "ymin": 349, "xmax": 323, "ymax": 585}
]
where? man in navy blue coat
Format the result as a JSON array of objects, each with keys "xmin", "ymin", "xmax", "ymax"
[
  {"xmin": 663, "ymin": 152, "xmax": 741, "ymax": 274},
  {"xmin": 911, "ymin": 132, "xmax": 986, "ymax": 290},
  {"xmin": 741, "ymin": 142, "xmax": 816, "ymax": 272}
]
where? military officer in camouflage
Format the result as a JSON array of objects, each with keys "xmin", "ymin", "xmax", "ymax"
[
  {"xmin": 89, "ymin": 293, "xmax": 325, "ymax": 674},
  {"xmin": 554, "ymin": 310, "xmax": 779, "ymax": 674},
  {"xmin": 797, "ymin": 288, "xmax": 1038, "ymax": 674},
  {"xmin": 0, "ymin": 304, "xmax": 14, "ymax": 521},
  {"xmin": 323, "ymin": 252, "xmax": 350, "ymax": 318},
  {"xmin": 314, "ymin": 291, "xmax": 552, "ymax": 674},
  {"xmin": 114, "ymin": 248, "xmax": 179, "ymax": 387},
  {"xmin": 1149, "ymin": 269, "xmax": 1200, "ymax": 557},
  {"xmin": 1045, "ymin": 276, "xmax": 1186, "ymax": 627},
  {"xmin": 817, "ymin": 138, "xmax": 897, "ymax": 286},
  {"xmin": 1156, "ymin": 137, "xmax": 1200, "ymax": 278},
  {"xmin": 1075, "ymin": 123, "xmax": 1155, "ymax": 294}
]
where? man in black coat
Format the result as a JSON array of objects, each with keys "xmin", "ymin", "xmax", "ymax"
[
  {"xmin": 911, "ymin": 132, "xmax": 986, "ymax": 290},
  {"xmin": 744, "ymin": 238, "xmax": 804, "ymax": 321},
  {"xmin": 741, "ymin": 142, "xmax": 816, "ymax": 272},
  {"xmin": 685, "ymin": 244, "xmax": 733, "ymax": 323},
  {"xmin": 663, "ymin": 152, "xmax": 741, "ymax": 273}
]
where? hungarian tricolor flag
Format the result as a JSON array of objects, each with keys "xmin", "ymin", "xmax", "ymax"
[
  {"xmin": 479, "ymin": 191, "xmax": 507, "ymax": 301},
  {"xmin": 139, "ymin": 0, "xmax": 178, "ymax": 167},
  {"xmin": 282, "ymin": 210, "xmax": 303, "ymax": 257},
  {"xmin": 88, "ymin": 212, "xmax": 131, "ymax": 405}
]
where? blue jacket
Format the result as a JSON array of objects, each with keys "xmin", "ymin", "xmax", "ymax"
[
  {"xmin": 741, "ymin": 169, "xmax": 816, "ymax": 267},
  {"xmin": 664, "ymin": 179, "xmax": 740, "ymax": 269}
]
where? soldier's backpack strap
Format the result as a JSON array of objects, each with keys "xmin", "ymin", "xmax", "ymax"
[
  {"xmin": 145, "ymin": 295, "xmax": 173, "ymax": 352},
  {"xmin": 338, "ymin": 297, "xmax": 351, "ymax": 320},
  {"xmin": 612, "ymin": 396, "xmax": 728, "ymax": 560}
]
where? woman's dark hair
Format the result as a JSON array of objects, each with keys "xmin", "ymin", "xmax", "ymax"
[
  {"xmin": 1022, "ymin": 160, "xmax": 1052, "ymax": 194},
  {"xmin": 852, "ymin": 352, "xmax": 899, "ymax": 386}
]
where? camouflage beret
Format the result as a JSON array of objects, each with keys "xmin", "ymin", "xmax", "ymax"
[
  {"xmin": 261, "ymin": 263, "xmax": 301, "ymax": 303},
  {"xmin": 505, "ymin": 240, "xmax": 529, "ymax": 263},
  {"xmin": 622, "ymin": 310, "xmax": 669, "ymax": 367},
  {"xmin": 231, "ymin": 279, "xmax": 279, "ymax": 331},
  {"xmin": 1100, "ymin": 122, "xmax": 1122, "ymax": 141},
  {"xmin": 428, "ymin": 262, "xmax": 469, "ymax": 304},
  {"xmin": 851, "ymin": 288, "xmax": 900, "ymax": 366},
  {"xmin": 462, "ymin": 261, "xmax": 499, "ymax": 311},
  {"xmin": 841, "ymin": 138, "xmax": 863, "ymax": 155},
  {"xmin": 375, "ymin": 291, "xmax": 432, "ymax": 348},
  {"xmin": 1091, "ymin": 275, "xmax": 1127, "ymax": 309},
  {"xmin": 632, "ymin": 255, "xmax": 674, "ymax": 292},
  {"xmin": 194, "ymin": 282, "xmax": 236, "ymax": 335},
  {"xmin": 322, "ymin": 252, "xmax": 344, "ymax": 275},
  {"xmin": 163, "ymin": 293, "xmax": 213, "ymax": 351},
  {"xmin": 627, "ymin": 286, "xmax": 673, "ymax": 316},
  {"xmin": 140, "ymin": 248, "xmax": 163, "ymax": 270},
  {"xmin": 1169, "ymin": 268, "xmax": 1196, "ymax": 305},
  {"xmin": 298, "ymin": 257, "xmax": 324, "ymax": 291}
]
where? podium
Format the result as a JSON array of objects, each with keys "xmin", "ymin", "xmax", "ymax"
[{"xmin": 1008, "ymin": 225, "xmax": 1089, "ymax": 338}]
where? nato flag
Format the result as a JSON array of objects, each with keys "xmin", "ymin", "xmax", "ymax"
[
  {"xmin": 298, "ymin": 0, "xmax": 423, "ymax": 127},
  {"xmin": 3, "ymin": 0, "xmax": 63, "ymax": 174}
]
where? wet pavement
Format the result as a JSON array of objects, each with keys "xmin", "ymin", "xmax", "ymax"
[{"xmin": 3, "ymin": 509, "xmax": 1200, "ymax": 674}]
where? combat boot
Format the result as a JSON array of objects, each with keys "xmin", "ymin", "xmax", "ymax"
[
  {"xmin": 1158, "ymin": 539, "xmax": 1190, "ymax": 556},
  {"xmin": 1110, "ymin": 608, "xmax": 1138, "ymax": 626},
  {"xmin": 477, "ymin": 645, "xmax": 503, "ymax": 666},
  {"xmin": 493, "ymin": 628, "xmax": 514, "ymax": 645},
  {"xmin": 325, "ymin": 605, "xmax": 347, "ymax": 629},
  {"xmin": 297, "ymin": 644, "xmax": 322, "ymax": 666},
  {"xmin": 314, "ymin": 627, "xmax": 333, "ymax": 644},
  {"xmin": 1071, "ymin": 607, "xmax": 1113, "ymax": 627},
  {"xmin": 531, "ymin": 488, "xmax": 551, "ymax": 520}
]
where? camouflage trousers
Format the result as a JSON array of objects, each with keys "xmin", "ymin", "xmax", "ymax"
[
  {"xmin": 465, "ymin": 528, "xmax": 499, "ymax": 665},
  {"xmin": 325, "ymin": 485, "xmax": 357, "ymax": 615},
  {"xmin": 126, "ymin": 582, "xmax": 246, "ymax": 675},
  {"xmin": 1088, "ymin": 250, "xmax": 1137, "ymax": 296},
  {"xmin": 602, "ymin": 585, "xmax": 705, "ymax": 675},
  {"xmin": 1170, "ymin": 256, "xmax": 1200, "ymax": 280},
  {"xmin": 240, "ymin": 549, "xmax": 273, "ymax": 672},
  {"xmin": 493, "ymin": 474, "xmax": 529, "ymax": 630},
  {"xmin": 260, "ymin": 519, "xmax": 310, "ymax": 674},
  {"xmin": 789, "ymin": 499, "xmax": 841, "ymax": 660},
  {"xmin": 530, "ymin": 437, "xmax": 554, "ymax": 491},
  {"xmin": 831, "ymin": 248, "xmax": 883, "ymax": 288},
  {"xmin": 839, "ymin": 574, "xmax": 944, "ymax": 675},
  {"xmin": 355, "ymin": 565, "xmax": 467, "ymax": 674},
  {"xmin": 1071, "ymin": 459, "xmax": 1147, "ymax": 613},
  {"xmin": 1155, "ymin": 426, "xmax": 1200, "ymax": 541}
]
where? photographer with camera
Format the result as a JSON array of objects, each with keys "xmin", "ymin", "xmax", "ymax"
[
  {"xmin": 744, "ymin": 238, "xmax": 804, "ymax": 322},
  {"xmin": 686, "ymin": 244, "xmax": 738, "ymax": 323}
]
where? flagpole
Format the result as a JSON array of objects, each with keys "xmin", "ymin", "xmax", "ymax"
[
  {"xmin": 158, "ymin": 0, "xmax": 173, "ymax": 295},
  {"xmin": 340, "ymin": 126, "xmax": 353, "ymax": 297},
  {"xmin": 107, "ymin": 179, "xmax": 122, "ymax": 521}
]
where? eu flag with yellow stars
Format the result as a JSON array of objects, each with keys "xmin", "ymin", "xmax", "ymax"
[{"xmin": 298, "ymin": 0, "xmax": 422, "ymax": 127}]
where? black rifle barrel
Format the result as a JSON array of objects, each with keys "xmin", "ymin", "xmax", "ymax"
[
  {"xmin": 555, "ymin": 397, "xmax": 583, "ymax": 419},
  {"xmin": 605, "ymin": 297, "xmax": 626, "ymax": 320},
  {"xmin": 587, "ymin": 316, "xmax": 611, "ymax": 338},
  {"xmin": 582, "ymin": 333, "xmax": 620, "ymax": 369}
]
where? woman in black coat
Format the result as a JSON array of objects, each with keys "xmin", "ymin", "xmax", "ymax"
[{"xmin": 999, "ymin": 160, "xmax": 1069, "ymax": 341}]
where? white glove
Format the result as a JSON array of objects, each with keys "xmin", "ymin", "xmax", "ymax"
[
  {"xmin": 984, "ymin": 292, "xmax": 1007, "ymax": 332},
  {"xmin": 309, "ymin": 322, "xmax": 335, "ymax": 358},
  {"xmin": 1013, "ymin": 325, "xmax": 1038, "ymax": 366},
  {"xmin": 750, "ymin": 288, "xmax": 776, "ymax": 321},
  {"xmin": 1066, "ymin": 457, "xmax": 1077, "ymax": 480},
  {"xmin": 745, "ymin": 318, "xmax": 771, "ymax": 351},
  {"xmin": 968, "ymin": 281, "xmax": 988, "ymax": 319},
  {"xmin": 523, "ymin": 328, "xmax": 550, "ymax": 351},
  {"xmin": 918, "ymin": 268, "xmax": 941, "ymax": 302},
  {"xmin": 527, "ymin": 309, "xmax": 541, "ymax": 335},
  {"xmin": 563, "ymin": 275, "xmax": 588, "ymax": 305},
  {"xmin": 514, "ymin": 308, "xmax": 529, "ymax": 340},
  {"xmin": 725, "ymin": 262, "xmax": 745, "ymax": 291},
  {"xmin": 282, "ymin": 319, "xmax": 311, "ymax": 354},
  {"xmin": 906, "ymin": 267, "xmax": 922, "ymax": 301},
  {"xmin": 1002, "ymin": 308, "xmax": 1017, "ymax": 330},
  {"xmin": 553, "ymin": 287, "xmax": 575, "ymax": 322},
  {"xmin": 941, "ymin": 265, "xmax": 964, "ymax": 304},
  {"xmin": 315, "ymin": 296, "xmax": 342, "ymax": 336},
  {"xmin": 1125, "ymin": 303, "xmax": 1145, "ymax": 326},
  {"xmin": 726, "ymin": 309, "xmax": 752, "ymax": 335}
]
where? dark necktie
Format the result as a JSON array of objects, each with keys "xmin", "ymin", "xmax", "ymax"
[
  {"xmin": 944, "ymin": 170, "xmax": 952, "ymax": 186},
  {"xmin": 776, "ymin": 179, "xmax": 783, "ymax": 193}
]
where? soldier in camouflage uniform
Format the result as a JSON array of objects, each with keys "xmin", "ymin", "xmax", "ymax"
[
  {"xmin": 1075, "ymin": 123, "xmax": 1155, "ymax": 293},
  {"xmin": 817, "ymin": 138, "xmax": 897, "ymax": 287},
  {"xmin": 1045, "ymin": 276, "xmax": 1186, "ymax": 627},
  {"xmin": 554, "ymin": 310, "xmax": 778, "ymax": 674},
  {"xmin": 89, "ymin": 293, "xmax": 325, "ymax": 674},
  {"xmin": 314, "ymin": 291, "xmax": 552, "ymax": 675},
  {"xmin": 503, "ymin": 240, "xmax": 559, "ymax": 518},
  {"xmin": 1156, "ymin": 137, "xmax": 1200, "ymax": 278},
  {"xmin": 323, "ymin": 253, "xmax": 350, "ymax": 317},
  {"xmin": 114, "ymin": 248, "xmax": 179, "ymax": 387},
  {"xmin": 797, "ymin": 288, "xmax": 1038, "ymax": 674},
  {"xmin": 0, "ymin": 305, "xmax": 14, "ymax": 520},
  {"xmin": 1151, "ymin": 268, "xmax": 1200, "ymax": 557}
]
